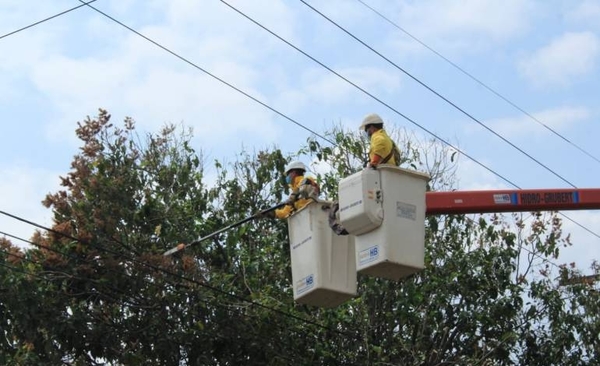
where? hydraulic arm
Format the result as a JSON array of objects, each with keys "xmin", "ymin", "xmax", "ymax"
[{"xmin": 426, "ymin": 188, "xmax": 600, "ymax": 215}]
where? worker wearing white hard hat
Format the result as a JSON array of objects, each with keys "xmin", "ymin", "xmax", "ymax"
[
  {"xmin": 360, "ymin": 113, "xmax": 400, "ymax": 168},
  {"xmin": 261, "ymin": 160, "xmax": 320, "ymax": 219},
  {"xmin": 284, "ymin": 161, "xmax": 308, "ymax": 176}
]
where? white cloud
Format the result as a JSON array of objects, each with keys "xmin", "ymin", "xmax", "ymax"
[
  {"xmin": 478, "ymin": 106, "xmax": 590, "ymax": 139},
  {"xmin": 0, "ymin": 27, "xmax": 49, "ymax": 70},
  {"xmin": 266, "ymin": 64, "xmax": 405, "ymax": 126},
  {"xmin": 5, "ymin": 1, "xmax": 293, "ymax": 153},
  {"xmin": 303, "ymin": 0, "xmax": 368, "ymax": 25},
  {"xmin": 455, "ymin": 155, "xmax": 508, "ymax": 191},
  {"xmin": 394, "ymin": 0, "xmax": 536, "ymax": 44},
  {"xmin": 0, "ymin": 165, "xmax": 60, "ymax": 249},
  {"xmin": 518, "ymin": 32, "xmax": 600, "ymax": 88},
  {"xmin": 0, "ymin": 1, "xmax": 71, "ymax": 30},
  {"xmin": 277, "ymin": 66, "xmax": 402, "ymax": 112},
  {"xmin": 565, "ymin": 0, "xmax": 600, "ymax": 27},
  {"xmin": 152, "ymin": 0, "xmax": 298, "ymax": 49}
]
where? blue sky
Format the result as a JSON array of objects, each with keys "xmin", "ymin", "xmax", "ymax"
[{"xmin": 1, "ymin": 0, "xmax": 600, "ymax": 272}]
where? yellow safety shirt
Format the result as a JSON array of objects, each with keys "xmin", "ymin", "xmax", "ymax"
[
  {"xmin": 369, "ymin": 129, "xmax": 397, "ymax": 166},
  {"xmin": 275, "ymin": 175, "xmax": 318, "ymax": 219}
]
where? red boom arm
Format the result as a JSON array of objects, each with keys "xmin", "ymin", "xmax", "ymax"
[{"xmin": 426, "ymin": 188, "xmax": 600, "ymax": 215}]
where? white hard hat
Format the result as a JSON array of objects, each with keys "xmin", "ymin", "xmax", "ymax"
[
  {"xmin": 284, "ymin": 161, "xmax": 308, "ymax": 175},
  {"xmin": 359, "ymin": 113, "xmax": 384, "ymax": 131}
]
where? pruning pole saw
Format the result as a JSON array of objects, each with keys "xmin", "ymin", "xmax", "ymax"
[{"xmin": 162, "ymin": 202, "xmax": 288, "ymax": 256}]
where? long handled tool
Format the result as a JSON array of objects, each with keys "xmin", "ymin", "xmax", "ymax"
[{"xmin": 162, "ymin": 202, "xmax": 287, "ymax": 256}]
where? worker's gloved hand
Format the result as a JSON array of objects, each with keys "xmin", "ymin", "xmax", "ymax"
[
  {"xmin": 298, "ymin": 183, "xmax": 318, "ymax": 199},
  {"xmin": 366, "ymin": 162, "xmax": 377, "ymax": 170},
  {"xmin": 285, "ymin": 192, "xmax": 300, "ymax": 205}
]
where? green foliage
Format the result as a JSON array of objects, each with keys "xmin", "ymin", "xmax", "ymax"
[{"xmin": 1, "ymin": 113, "xmax": 598, "ymax": 365}]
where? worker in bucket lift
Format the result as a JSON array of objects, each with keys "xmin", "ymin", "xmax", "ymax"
[
  {"xmin": 360, "ymin": 113, "xmax": 401, "ymax": 168},
  {"xmin": 328, "ymin": 113, "xmax": 402, "ymax": 236},
  {"xmin": 261, "ymin": 161, "xmax": 320, "ymax": 219}
]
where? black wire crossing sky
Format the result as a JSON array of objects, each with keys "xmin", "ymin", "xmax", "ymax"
[
  {"xmin": 2, "ymin": 0, "xmax": 600, "ymax": 238},
  {"xmin": 0, "ymin": 3, "xmax": 584, "ymax": 189},
  {"xmin": 1, "ymin": 2, "xmax": 599, "ymax": 242},
  {"xmin": 299, "ymin": 0, "xmax": 576, "ymax": 189},
  {"xmin": 217, "ymin": 0, "xmax": 600, "ymax": 239},
  {"xmin": 0, "ymin": 0, "xmax": 96, "ymax": 41},
  {"xmin": 0, "ymin": 210, "xmax": 359, "ymax": 340},
  {"xmin": 355, "ymin": 0, "xmax": 600, "ymax": 166}
]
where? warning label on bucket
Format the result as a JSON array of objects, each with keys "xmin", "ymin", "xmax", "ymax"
[
  {"xmin": 397, "ymin": 201, "xmax": 416, "ymax": 220},
  {"xmin": 359, "ymin": 245, "xmax": 379, "ymax": 266},
  {"xmin": 296, "ymin": 274, "xmax": 314, "ymax": 294}
]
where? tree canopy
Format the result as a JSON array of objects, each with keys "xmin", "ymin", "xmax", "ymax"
[{"xmin": 1, "ymin": 109, "xmax": 599, "ymax": 365}]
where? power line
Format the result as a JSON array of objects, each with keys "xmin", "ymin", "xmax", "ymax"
[
  {"xmin": 75, "ymin": 0, "xmax": 513, "ymax": 191},
  {"xmin": 217, "ymin": 1, "xmax": 600, "ymax": 240},
  {"xmin": 0, "ymin": 209, "xmax": 359, "ymax": 339},
  {"xmin": 0, "ymin": 254, "xmax": 61, "ymax": 283},
  {"xmin": 0, "ymin": 230, "xmax": 333, "ymax": 362},
  {"xmin": 298, "ymin": 0, "xmax": 578, "ymax": 189},
  {"xmin": 0, "ymin": 229, "xmax": 178, "ymax": 308},
  {"xmin": 75, "ymin": 0, "xmax": 335, "ymax": 148},
  {"xmin": 73, "ymin": 0, "xmax": 599, "ymax": 240},
  {"xmin": 558, "ymin": 213, "xmax": 600, "ymax": 240},
  {"xmin": 355, "ymin": 0, "xmax": 600, "ymax": 166},
  {"xmin": 0, "ymin": 0, "xmax": 97, "ymax": 41},
  {"xmin": 72, "ymin": 0, "xmax": 560, "ymax": 202},
  {"xmin": 304, "ymin": 0, "xmax": 600, "ymax": 242},
  {"xmin": 218, "ymin": 0, "xmax": 519, "ymax": 189}
]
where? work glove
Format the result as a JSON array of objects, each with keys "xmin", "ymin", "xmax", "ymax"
[
  {"xmin": 285, "ymin": 192, "xmax": 300, "ymax": 205},
  {"xmin": 297, "ymin": 184, "xmax": 317, "ymax": 199}
]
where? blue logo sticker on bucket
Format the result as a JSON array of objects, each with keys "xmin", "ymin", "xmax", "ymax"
[
  {"xmin": 296, "ymin": 274, "xmax": 315, "ymax": 294},
  {"xmin": 359, "ymin": 245, "xmax": 379, "ymax": 266}
]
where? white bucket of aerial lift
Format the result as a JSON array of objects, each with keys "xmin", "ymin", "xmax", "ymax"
[
  {"xmin": 338, "ymin": 165, "xmax": 430, "ymax": 281},
  {"xmin": 287, "ymin": 201, "xmax": 357, "ymax": 308},
  {"xmin": 338, "ymin": 167, "xmax": 384, "ymax": 235}
]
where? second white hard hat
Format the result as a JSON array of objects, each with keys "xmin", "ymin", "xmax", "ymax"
[
  {"xmin": 284, "ymin": 161, "xmax": 308, "ymax": 175},
  {"xmin": 359, "ymin": 113, "xmax": 384, "ymax": 131}
]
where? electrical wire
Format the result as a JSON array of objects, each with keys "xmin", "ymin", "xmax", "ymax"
[
  {"xmin": 0, "ymin": 234, "xmax": 329, "ymax": 365},
  {"xmin": 355, "ymin": 0, "xmax": 600, "ymax": 166},
  {"xmin": 75, "ymin": 0, "xmax": 520, "ymax": 192},
  {"xmin": 0, "ymin": 209, "xmax": 359, "ymax": 339},
  {"xmin": 0, "ymin": 229, "xmax": 182, "ymax": 308},
  {"xmin": 298, "ymin": 0, "xmax": 577, "ymax": 189},
  {"xmin": 218, "ymin": 0, "xmax": 519, "ymax": 189},
  {"xmin": 2, "ymin": 2, "xmax": 586, "ymax": 358},
  {"xmin": 76, "ymin": 0, "xmax": 600, "ymax": 244},
  {"xmin": 0, "ymin": 0, "xmax": 97, "ymax": 41},
  {"xmin": 75, "ymin": 0, "xmax": 335, "ymax": 148},
  {"xmin": 218, "ymin": 1, "xmax": 600, "ymax": 240},
  {"xmin": 71, "ymin": 0, "xmax": 600, "ymax": 241}
]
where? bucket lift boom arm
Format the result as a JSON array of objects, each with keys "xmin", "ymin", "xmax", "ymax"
[{"xmin": 426, "ymin": 188, "xmax": 600, "ymax": 215}]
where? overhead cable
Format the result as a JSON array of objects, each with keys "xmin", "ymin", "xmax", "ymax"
[
  {"xmin": 0, "ymin": 0, "xmax": 97, "ymax": 41},
  {"xmin": 219, "ymin": 0, "xmax": 519, "ymax": 189},
  {"xmin": 0, "ymin": 209, "xmax": 359, "ymax": 339},
  {"xmin": 299, "ymin": 0, "xmax": 577, "ymax": 189},
  {"xmin": 76, "ymin": 0, "xmax": 335, "ymax": 147},
  {"xmin": 74, "ymin": 0, "xmax": 599, "ymax": 240},
  {"xmin": 355, "ymin": 0, "xmax": 600, "ymax": 166},
  {"xmin": 0, "ymin": 229, "xmax": 329, "ymax": 358},
  {"xmin": 218, "ymin": 1, "xmax": 600, "ymax": 240}
]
